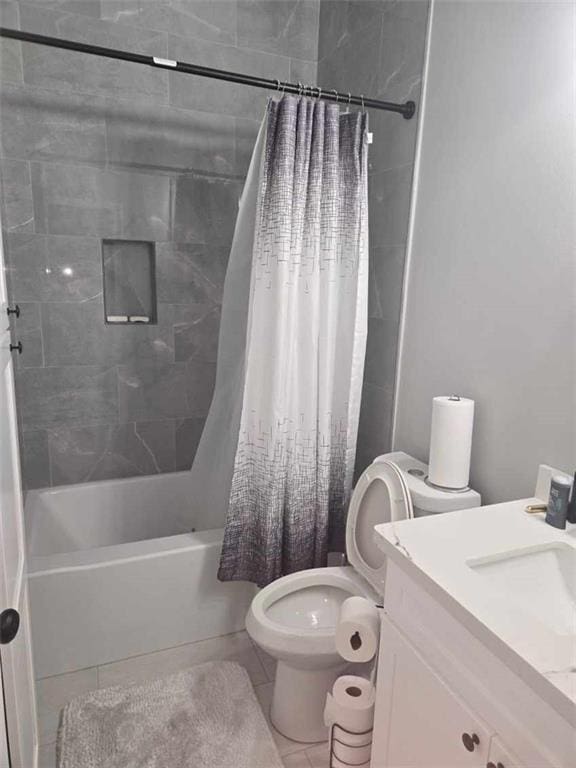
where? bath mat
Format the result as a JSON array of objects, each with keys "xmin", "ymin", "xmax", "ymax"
[{"xmin": 57, "ymin": 661, "xmax": 283, "ymax": 768}]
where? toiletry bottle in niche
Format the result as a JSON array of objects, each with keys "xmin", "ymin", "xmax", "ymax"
[{"xmin": 545, "ymin": 475, "xmax": 571, "ymax": 530}]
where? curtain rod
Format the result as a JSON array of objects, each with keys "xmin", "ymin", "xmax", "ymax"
[{"xmin": 0, "ymin": 27, "xmax": 416, "ymax": 119}]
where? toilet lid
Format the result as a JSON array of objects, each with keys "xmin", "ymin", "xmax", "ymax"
[{"xmin": 346, "ymin": 460, "xmax": 413, "ymax": 592}]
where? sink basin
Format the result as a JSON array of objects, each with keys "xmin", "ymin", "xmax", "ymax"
[{"xmin": 467, "ymin": 544, "xmax": 576, "ymax": 636}]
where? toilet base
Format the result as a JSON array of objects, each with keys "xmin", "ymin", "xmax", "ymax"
[{"xmin": 270, "ymin": 660, "xmax": 346, "ymax": 743}]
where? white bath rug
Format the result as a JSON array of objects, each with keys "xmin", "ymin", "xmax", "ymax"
[{"xmin": 57, "ymin": 661, "xmax": 283, "ymax": 768}]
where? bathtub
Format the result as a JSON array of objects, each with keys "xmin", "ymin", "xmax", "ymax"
[{"xmin": 25, "ymin": 472, "xmax": 255, "ymax": 678}]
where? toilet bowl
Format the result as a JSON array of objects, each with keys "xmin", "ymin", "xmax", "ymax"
[{"xmin": 246, "ymin": 451, "xmax": 481, "ymax": 743}]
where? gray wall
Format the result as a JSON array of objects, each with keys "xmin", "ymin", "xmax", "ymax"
[
  {"xmin": 394, "ymin": 0, "xmax": 576, "ymax": 503},
  {"xmin": 317, "ymin": 0, "xmax": 429, "ymax": 475},
  {"xmin": 0, "ymin": 0, "xmax": 319, "ymax": 488}
]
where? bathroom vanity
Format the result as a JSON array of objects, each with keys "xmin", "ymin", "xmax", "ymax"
[{"xmin": 371, "ymin": 466, "xmax": 575, "ymax": 768}]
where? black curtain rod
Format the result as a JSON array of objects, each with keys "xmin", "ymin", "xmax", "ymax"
[{"xmin": 0, "ymin": 27, "xmax": 415, "ymax": 119}]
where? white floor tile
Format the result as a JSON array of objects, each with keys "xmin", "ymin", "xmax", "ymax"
[
  {"xmin": 98, "ymin": 631, "xmax": 267, "ymax": 689},
  {"xmin": 254, "ymin": 682, "xmax": 326, "ymax": 758},
  {"xmin": 283, "ymin": 750, "xmax": 313, "ymax": 767},
  {"xmin": 306, "ymin": 742, "xmax": 331, "ymax": 768},
  {"xmin": 36, "ymin": 667, "xmax": 98, "ymax": 745},
  {"xmin": 37, "ymin": 743, "xmax": 56, "ymax": 768},
  {"xmin": 254, "ymin": 643, "xmax": 277, "ymax": 681}
]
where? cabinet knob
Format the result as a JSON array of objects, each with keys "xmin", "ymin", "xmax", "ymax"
[
  {"xmin": 462, "ymin": 732, "xmax": 480, "ymax": 752},
  {"xmin": 6, "ymin": 304, "xmax": 20, "ymax": 318},
  {"xmin": 9, "ymin": 341, "xmax": 22, "ymax": 355}
]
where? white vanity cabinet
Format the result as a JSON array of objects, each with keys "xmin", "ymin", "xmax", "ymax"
[{"xmin": 370, "ymin": 560, "xmax": 571, "ymax": 768}]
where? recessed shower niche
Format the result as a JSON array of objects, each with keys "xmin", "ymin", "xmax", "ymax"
[{"xmin": 102, "ymin": 239, "xmax": 157, "ymax": 325}]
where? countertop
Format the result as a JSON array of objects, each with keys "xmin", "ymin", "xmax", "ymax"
[{"xmin": 374, "ymin": 497, "xmax": 576, "ymax": 724}]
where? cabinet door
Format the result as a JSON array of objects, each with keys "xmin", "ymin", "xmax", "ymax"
[
  {"xmin": 487, "ymin": 736, "xmax": 524, "ymax": 768},
  {"xmin": 372, "ymin": 614, "xmax": 492, "ymax": 768}
]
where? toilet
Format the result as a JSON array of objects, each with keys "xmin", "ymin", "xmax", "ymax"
[{"xmin": 246, "ymin": 451, "xmax": 481, "ymax": 743}]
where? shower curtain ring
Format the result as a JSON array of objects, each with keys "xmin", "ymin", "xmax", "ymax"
[
  {"xmin": 332, "ymin": 89, "xmax": 339, "ymax": 103},
  {"xmin": 360, "ymin": 94, "xmax": 366, "ymax": 113},
  {"xmin": 298, "ymin": 81, "xmax": 303, "ymax": 96},
  {"xmin": 316, "ymin": 86, "xmax": 322, "ymax": 101}
]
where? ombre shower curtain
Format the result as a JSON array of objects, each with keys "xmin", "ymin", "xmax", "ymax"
[{"xmin": 188, "ymin": 95, "xmax": 369, "ymax": 587}]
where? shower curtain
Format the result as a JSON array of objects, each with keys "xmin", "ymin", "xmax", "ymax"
[{"xmin": 189, "ymin": 95, "xmax": 369, "ymax": 587}]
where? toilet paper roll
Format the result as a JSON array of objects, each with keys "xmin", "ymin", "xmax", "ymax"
[
  {"xmin": 323, "ymin": 675, "xmax": 376, "ymax": 735},
  {"xmin": 428, "ymin": 396, "xmax": 475, "ymax": 490},
  {"xmin": 335, "ymin": 596, "xmax": 380, "ymax": 662}
]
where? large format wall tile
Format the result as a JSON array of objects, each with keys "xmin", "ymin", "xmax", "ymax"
[
  {"xmin": 19, "ymin": 4, "xmax": 168, "ymax": 103},
  {"xmin": 317, "ymin": 19, "xmax": 380, "ymax": 98},
  {"xmin": 355, "ymin": 379, "xmax": 394, "ymax": 478},
  {"xmin": 5, "ymin": 233, "xmax": 101, "ymax": 302},
  {"xmin": 41, "ymin": 299, "xmax": 174, "ymax": 367},
  {"xmin": 368, "ymin": 245, "xmax": 405, "ymax": 322},
  {"xmin": 0, "ymin": 1, "xmax": 23, "ymax": 84},
  {"xmin": 104, "ymin": 99, "xmax": 236, "ymax": 176},
  {"xmin": 48, "ymin": 420, "xmax": 176, "ymax": 485},
  {"xmin": 237, "ymin": 1, "xmax": 319, "ymax": 60},
  {"xmin": 0, "ymin": 159, "xmax": 34, "ymax": 232},
  {"xmin": 368, "ymin": 164, "xmax": 414, "ymax": 248},
  {"xmin": 168, "ymin": 34, "xmax": 290, "ymax": 119},
  {"xmin": 20, "ymin": 428, "xmax": 50, "ymax": 490},
  {"xmin": 172, "ymin": 173, "xmax": 240, "ymax": 246},
  {"xmin": 31, "ymin": 163, "xmax": 171, "ymax": 240},
  {"xmin": 0, "ymin": 85, "xmax": 107, "ymax": 166},
  {"xmin": 0, "ymin": 0, "xmax": 321, "ymax": 488},
  {"xmin": 100, "ymin": 0, "xmax": 237, "ymax": 45},
  {"xmin": 117, "ymin": 360, "xmax": 216, "ymax": 422},
  {"xmin": 175, "ymin": 415, "xmax": 205, "ymax": 471},
  {"xmin": 17, "ymin": 365, "xmax": 118, "ymax": 430},
  {"xmin": 318, "ymin": 0, "xmax": 381, "ymax": 61},
  {"xmin": 156, "ymin": 242, "xmax": 228, "ymax": 305}
]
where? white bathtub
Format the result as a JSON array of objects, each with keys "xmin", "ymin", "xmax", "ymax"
[{"xmin": 25, "ymin": 472, "xmax": 255, "ymax": 678}]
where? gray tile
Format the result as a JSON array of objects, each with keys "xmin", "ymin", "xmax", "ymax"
[
  {"xmin": 104, "ymin": 99, "xmax": 236, "ymax": 176},
  {"xmin": 24, "ymin": 1, "xmax": 102, "ymax": 18},
  {"xmin": 237, "ymin": 1, "xmax": 319, "ymax": 60},
  {"xmin": 172, "ymin": 173, "xmax": 240, "ymax": 246},
  {"xmin": 19, "ymin": 3, "xmax": 168, "ymax": 103},
  {"xmin": 355, "ymin": 380, "xmax": 394, "ymax": 479},
  {"xmin": 234, "ymin": 117, "xmax": 261, "ymax": 178},
  {"xmin": 368, "ymin": 164, "xmax": 414, "ymax": 247},
  {"xmin": 20, "ymin": 429, "xmax": 50, "ymax": 489},
  {"xmin": 289, "ymin": 58, "xmax": 317, "ymax": 88},
  {"xmin": 0, "ymin": 1, "xmax": 23, "ymax": 84},
  {"xmin": 41, "ymin": 299, "xmax": 174, "ymax": 367},
  {"xmin": 4, "ymin": 234, "xmax": 101, "ymax": 302},
  {"xmin": 174, "ymin": 415, "xmax": 205, "ymax": 471},
  {"xmin": 363, "ymin": 316, "xmax": 399, "ymax": 390},
  {"xmin": 13, "ymin": 303, "xmax": 44, "ymax": 367},
  {"xmin": 376, "ymin": 6, "xmax": 429, "ymax": 103},
  {"xmin": 368, "ymin": 245, "xmax": 406, "ymax": 321},
  {"xmin": 117, "ymin": 360, "xmax": 215, "ymax": 422},
  {"xmin": 31, "ymin": 163, "xmax": 171, "ymax": 240},
  {"xmin": 318, "ymin": 0, "xmax": 382, "ymax": 61},
  {"xmin": 168, "ymin": 34, "xmax": 290, "ymax": 119},
  {"xmin": 100, "ymin": 1, "xmax": 236, "ymax": 45},
  {"xmin": 17, "ymin": 365, "xmax": 118, "ymax": 430},
  {"xmin": 368, "ymin": 104, "xmax": 420, "ymax": 174},
  {"xmin": 48, "ymin": 420, "xmax": 175, "ymax": 485},
  {"xmin": 0, "ymin": 84, "xmax": 107, "ymax": 166},
  {"xmin": 317, "ymin": 19, "xmax": 380, "ymax": 97},
  {"xmin": 0, "ymin": 159, "xmax": 34, "ymax": 233},
  {"xmin": 173, "ymin": 303, "xmax": 220, "ymax": 363},
  {"xmin": 98, "ymin": 631, "xmax": 266, "ymax": 689},
  {"xmin": 156, "ymin": 242, "xmax": 228, "ymax": 305}
]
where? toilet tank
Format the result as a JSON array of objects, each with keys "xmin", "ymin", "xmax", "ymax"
[{"xmin": 373, "ymin": 451, "xmax": 481, "ymax": 517}]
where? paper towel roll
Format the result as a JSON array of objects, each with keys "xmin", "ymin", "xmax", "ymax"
[
  {"xmin": 324, "ymin": 675, "xmax": 376, "ymax": 735},
  {"xmin": 428, "ymin": 396, "xmax": 475, "ymax": 490},
  {"xmin": 335, "ymin": 597, "xmax": 380, "ymax": 663}
]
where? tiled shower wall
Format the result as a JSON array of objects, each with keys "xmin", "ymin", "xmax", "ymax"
[
  {"xmin": 317, "ymin": 0, "xmax": 429, "ymax": 475},
  {"xmin": 0, "ymin": 0, "xmax": 319, "ymax": 488}
]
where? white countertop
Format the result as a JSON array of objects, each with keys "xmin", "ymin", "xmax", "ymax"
[{"xmin": 374, "ymin": 497, "xmax": 576, "ymax": 723}]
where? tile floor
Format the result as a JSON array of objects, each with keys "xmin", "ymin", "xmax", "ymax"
[{"xmin": 36, "ymin": 630, "xmax": 330, "ymax": 768}]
